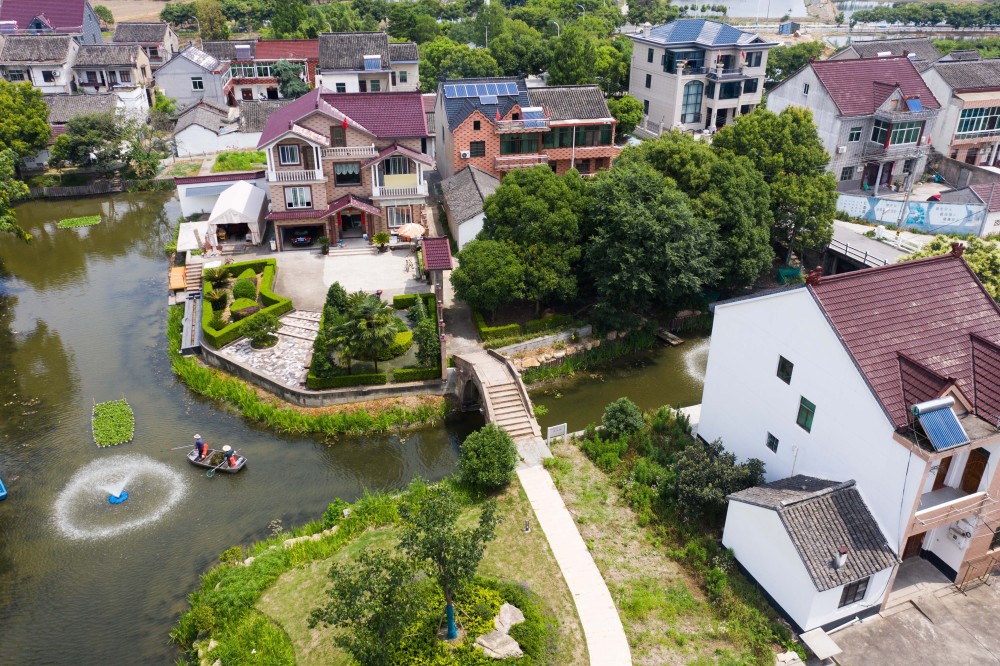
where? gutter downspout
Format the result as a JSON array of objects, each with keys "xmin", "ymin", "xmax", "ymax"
[{"xmin": 570, "ymin": 124, "xmax": 576, "ymax": 171}]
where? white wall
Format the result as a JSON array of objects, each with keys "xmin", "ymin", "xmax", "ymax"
[
  {"xmin": 457, "ymin": 212, "xmax": 484, "ymax": 250},
  {"xmin": 804, "ymin": 567, "xmax": 894, "ymax": 630},
  {"xmin": 700, "ymin": 288, "xmax": 922, "ymax": 552},
  {"xmin": 921, "ymin": 68, "xmax": 959, "ymax": 154},
  {"xmin": 175, "ymin": 126, "xmax": 261, "ymax": 158},
  {"xmin": 176, "ymin": 177, "xmax": 268, "ymax": 218},
  {"xmin": 766, "ymin": 67, "xmax": 842, "ymax": 162}
]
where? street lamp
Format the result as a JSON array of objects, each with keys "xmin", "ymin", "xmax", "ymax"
[
  {"xmin": 576, "ymin": 4, "xmax": 586, "ymax": 17},
  {"xmin": 549, "ymin": 19, "xmax": 560, "ymax": 36}
]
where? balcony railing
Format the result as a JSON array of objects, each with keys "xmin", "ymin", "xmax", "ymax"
[
  {"xmin": 874, "ymin": 107, "xmax": 939, "ymax": 123},
  {"xmin": 955, "ymin": 128, "xmax": 1000, "ymax": 141},
  {"xmin": 911, "ymin": 489, "xmax": 1000, "ymax": 531},
  {"xmin": 322, "ymin": 145, "xmax": 378, "ymax": 159},
  {"xmin": 495, "ymin": 154, "xmax": 549, "ymax": 170},
  {"xmin": 496, "ymin": 118, "xmax": 550, "ymax": 133},
  {"xmin": 706, "ymin": 67, "xmax": 750, "ymax": 81},
  {"xmin": 372, "ymin": 183, "xmax": 428, "ymax": 198},
  {"xmin": 267, "ymin": 169, "xmax": 323, "ymax": 183},
  {"xmin": 863, "ymin": 140, "xmax": 927, "ymax": 160}
]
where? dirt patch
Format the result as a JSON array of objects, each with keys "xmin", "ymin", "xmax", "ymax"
[{"xmin": 104, "ymin": 1, "xmax": 169, "ymax": 23}]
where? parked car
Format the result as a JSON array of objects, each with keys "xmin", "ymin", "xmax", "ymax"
[{"xmin": 289, "ymin": 229, "xmax": 313, "ymax": 246}]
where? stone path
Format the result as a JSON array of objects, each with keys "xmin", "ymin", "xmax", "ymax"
[
  {"xmin": 517, "ymin": 463, "xmax": 632, "ymax": 665},
  {"xmin": 216, "ymin": 311, "xmax": 320, "ymax": 388}
]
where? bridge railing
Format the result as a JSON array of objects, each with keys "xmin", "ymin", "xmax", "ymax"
[
  {"xmin": 487, "ymin": 349, "xmax": 542, "ymax": 438},
  {"xmin": 828, "ymin": 238, "xmax": 889, "ymax": 268}
]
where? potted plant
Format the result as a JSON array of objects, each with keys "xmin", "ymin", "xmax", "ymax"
[
  {"xmin": 373, "ymin": 231, "xmax": 391, "ymax": 253},
  {"xmin": 317, "ymin": 235, "xmax": 331, "ymax": 255}
]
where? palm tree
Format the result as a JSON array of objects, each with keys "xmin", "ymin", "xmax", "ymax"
[{"xmin": 333, "ymin": 292, "xmax": 396, "ymax": 373}]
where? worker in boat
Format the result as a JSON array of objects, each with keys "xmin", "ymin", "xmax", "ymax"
[
  {"xmin": 194, "ymin": 434, "xmax": 208, "ymax": 461},
  {"xmin": 223, "ymin": 445, "xmax": 237, "ymax": 468}
]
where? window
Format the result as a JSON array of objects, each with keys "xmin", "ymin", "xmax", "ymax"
[
  {"xmin": 848, "ymin": 126, "xmax": 862, "ymax": 142},
  {"xmin": 840, "ymin": 166, "xmax": 855, "ymax": 182},
  {"xmin": 662, "ymin": 49, "xmax": 704, "ymax": 74},
  {"xmin": 871, "ymin": 119, "xmax": 889, "ymax": 144},
  {"xmin": 766, "ymin": 433, "xmax": 779, "ymax": 453},
  {"xmin": 706, "ymin": 80, "xmax": 715, "ymax": 99},
  {"xmin": 473, "ymin": 120, "xmax": 481, "ymax": 131},
  {"xmin": 574, "ymin": 125, "xmax": 613, "ymax": 147},
  {"xmin": 333, "ymin": 162, "xmax": 361, "ymax": 185},
  {"xmin": 40, "ymin": 70, "xmax": 56, "ymax": 83},
  {"xmin": 802, "ymin": 83, "xmax": 810, "ymax": 95},
  {"xmin": 7, "ymin": 69, "xmax": 25, "ymax": 81},
  {"xmin": 890, "ymin": 120, "xmax": 922, "ymax": 145},
  {"xmin": 284, "ymin": 186, "xmax": 312, "ymax": 209},
  {"xmin": 255, "ymin": 63, "xmax": 272, "ymax": 77},
  {"xmin": 647, "ymin": 47, "xmax": 654, "ymax": 63},
  {"xmin": 370, "ymin": 79, "xmax": 381, "ymax": 92},
  {"xmin": 399, "ymin": 71, "xmax": 408, "ymax": 83},
  {"xmin": 191, "ymin": 76, "xmax": 204, "ymax": 90},
  {"xmin": 277, "ymin": 144, "xmax": 300, "ymax": 165},
  {"xmin": 743, "ymin": 78, "xmax": 759, "ymax": 95},
  {"xmin": 745, "ymin": 51, "xmax": 762, "ymax": 68},
  {"xmin": 108, "ymin": 71, "xmax": 118, "ymax": 85},
  {"xmin": 777, "ymin": 356, "xmax": 793, "ymax": 383},
  {"xmin": 241, "ymin": 88, "xmax": 254, "ymax": 100},
  {"xmin": 542, "ymin": 126, "xmax": 574, "ymax": 149},
  {"xmin": 957, "ymin": 106, "xmax": 1000, "ymax": 137},
  {"xmin": 796, "ymin": 397, "xmax": 816, "ymax": 433},
  {"xmin": 335, "ymin": 82, "xmax": 347, "ymax": 93},
  {"xmin": 386, "ymin": 205, "xmax": 412, "ymax": 228},
  {"xmin": 838, "ymin": 577, "xmax": 869, "ymax": 607},
  {"xmin": 330, "ymin": 126, "xmax": 346, "ymax": 147},
  {"xmin": 119, "ymin": 70, "xmax": 131, "ymax": 83},
  {"xmin": 384, "ymin": 156, "xmax": 410, "ymax": 175},
  {"xmin": 991, "ymin": 529, "xmax": 1000, "ymax": 551},
  {"xmin": 576, "ymin": 159, "xmax": 592, "ymax": 174},
  {"xmin": 719, "ymin": 81, "xmax": 741, "ymax": 100},
  {"xmin": 951, "ymin": 149, "xmax": 959, "ymax": 160},
  {"xmin": 645, "ymin": 73, "xmax": 652, "ymax": 89},
  {"xmin": 501, "ymin": 132, "xmax": 539, "ymax": 155},
  {"xmin": 681, "ymin": 81, "xmax": 703, "ymax": 123},
  {"xmin": 359, "ymin": 80, "xmax": 367, "ymax": 92},
  {"xmin": 469, "ymin": 141, "xmax": 486, "ymax": 157},
  {"xmin": 643, "ymin": 99, "xmax": 649, "ymax": 115}
]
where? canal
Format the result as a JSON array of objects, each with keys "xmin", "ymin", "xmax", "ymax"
[{"xmin": 0, "ymin": 192, "xmax": 480, "ymax": 664}]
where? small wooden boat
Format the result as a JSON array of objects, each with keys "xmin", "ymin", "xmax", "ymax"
[
  {"xmin": 655, "ymin": 328, "xmax": 685, "ymax": 346},
  {"xmin": 186, "ymin": 448, "xmax": 246, "ymax": 473},
  {"xmin": 0, "ymin": 475, "xmax": 7, "ymax": 500}
]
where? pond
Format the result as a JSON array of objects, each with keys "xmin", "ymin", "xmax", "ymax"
[
  {"xmin": 0, "ymin": 192, "xmax": 481, "ymax": 664},
  {"xmin": 530, "ymin": 337, "xmax": 709, "ymax": 432}
]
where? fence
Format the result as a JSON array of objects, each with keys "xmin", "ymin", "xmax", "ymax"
[{"xmin": 26, "ymin": 179, "xmax": 175, "ymax": 199}]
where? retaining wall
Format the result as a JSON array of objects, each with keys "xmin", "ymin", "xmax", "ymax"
[{"xmin": 494, "ymin": 325, "xmax": 593, "ymax": 356}]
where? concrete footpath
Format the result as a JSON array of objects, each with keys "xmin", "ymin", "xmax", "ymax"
[{"xmin": 517, "ymin": 463, "xmax": 632, "ymax": 665}]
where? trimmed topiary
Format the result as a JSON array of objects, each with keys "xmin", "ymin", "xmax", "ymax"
[
  {"xmin": 232, "ymin": 278, "xmax": 257, "ymax": 300},
  {"xmin": 602, "ymin": 397, "xmax": 645, "ymax": 440},
  {"xmin": 459, "ymin": 424, "xmax": 518, "ymax": 490},
  {"xmin": 237, "ymin": 268, "xmax": 257, "ymax": 280}
]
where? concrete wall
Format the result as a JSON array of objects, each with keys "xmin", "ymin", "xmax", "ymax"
[
  {"xmin": 931, "ymin": 154, "xmax": 1000, "ymax": 188},
  {"xmin": 157, "ymin": 57, "xmax": 226, "ymax": 108},
  {"xmin": 805, "ymin": 567, "xmax": 894, "ymax": 630},
  {"xmin": 836, "ymin": 194, "xmax": 988, "ymax": 236},
  {"xmin": 435, "ymin": 91, "xmax": 455, "ymax": 178},
  {"xmin": 175, "ymin": 126, "xmax": 261, "ymax": 158},
  {"xmin": 456, "ymin": 212, "xmax": 484, "ymax": 250},
  {"xmin": 767, "ymin": 67, "xmax": 845, "ymax": 166}
]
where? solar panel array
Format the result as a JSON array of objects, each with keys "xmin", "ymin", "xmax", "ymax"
[
  {"xmin": 522, "ymin": 107, "xmax": 547, "ymax": 128},
  {"xmin": 444, "ymin": 82, "xmax": 519, "ymax": 99},
  {"xmin": 363, "ymin": 55, "xmax": 382, "ymax": 71}
]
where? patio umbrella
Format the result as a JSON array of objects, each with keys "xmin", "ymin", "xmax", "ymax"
[{"xmin": 396, "ymin": 223, "xmax": 426, "ymax": 240}]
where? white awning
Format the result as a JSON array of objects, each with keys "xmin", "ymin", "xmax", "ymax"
[
  {"xmin": 208, "ymin": 181, "xmax": 268, "ymax": 245},
  {"xmin": 177, "ymin": 220, "xmax": 210, "ymax": 252}
]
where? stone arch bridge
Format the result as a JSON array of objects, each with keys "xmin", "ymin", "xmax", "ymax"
[{"xmin": 452, "ymin": 351, "xmax": 541, "ymax": 441}]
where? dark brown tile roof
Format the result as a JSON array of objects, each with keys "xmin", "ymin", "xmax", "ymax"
[
  {"xmin": 388, "ymin": 42, "xmax": 418, "ymax": 62},
  {"xmin": 361, "ymin": 143, "xmax": 433, "ymax": 169},
  {"xmin": 809, "ymin": 56, "xmax": 940, "ymax": 117},
  {"xmin": 809, "ymin": 252, "xmax": 1000, "ymax": 428},
  {"xmin": 74, "ymin": 44, "xmax": 142, "ymax": 67},
  {"xmin": 730, "ymin": 476, "xmax": 898, "ymax": 592},
  {"xmin": 200, "ymin": 40, "xmax": 256, "ymax": 61},
  {"xmin": 319, "ymin": 32, "xmax": 388, "ymax": 70},
  {"xmin": 422, "ymin": 236, "xmax": 453, "ymax": 271},
  {"xmin": 44, "ymin": 93, "xmax": 118, "ymax": 123},
  {"xmin": 237, "ymin": 99, "xmax": 293, "ymax": 133},
  {"xmin": 0, "ymin": 0, "xmax": 89, "ymax": 31},
  {"xmin": 255, "ymin": 39, "xmax": 319, "ymax": 60},
  {"xmin": 113, "ymin": 22, "xmax": 169, "ymax": 44},
  {"xmin": 441, "ymin": 166, "xmax": 500, "ymax": 225},
  {"xmin": 527, "ymin": 85, "xmax": 613, "ymax": 122},
  {"xmin": 0, "ymin": 34, "xmax": 73, "ymax": 62},
  {"xmin": 931, "ymin": 59, "xmax": 1000, "ymax": 91},
  {"xmin": 175, "ymin": 105, "xmax": 232, "ymax": 133}
]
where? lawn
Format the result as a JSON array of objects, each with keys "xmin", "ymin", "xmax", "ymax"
[
  {"xmin": 161, "ymin": 161, "xmax": 202, "ymax": 178},
  {"xmin": 258, "ymin": 479, "xmax": 586, "ymax": 665},
  {"xmin": 213, "ymin": 150, "xmax": 267, "ymax": 173}
]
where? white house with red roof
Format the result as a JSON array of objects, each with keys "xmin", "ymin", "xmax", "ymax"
[
  {"xmin": 257, "ymin": 87, "xmax": 432, "ymax": 250},
  {"xmin": 700, "ymin": 248, "xmax": 1000, "ymax": 632},
  {"xmin": 766, "ymin": 56, "xmax": 941, "ymax": 196}
]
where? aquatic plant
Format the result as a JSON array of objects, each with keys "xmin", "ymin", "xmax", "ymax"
[
  {"xmin": 91, "ymin": 398, "xmax": 135, "ymax": 447},
  {"xmin": 57, "ymin": 215, "xmax": 101, "ymax": 228}
]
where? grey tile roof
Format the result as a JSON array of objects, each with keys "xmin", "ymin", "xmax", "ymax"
[
  {"xmin": 200, "ymin": 40, "xmax": 256, "ymax": 61},
  {"xmin": 527, "ymin": 85, "xmax": 612, "ymax": 121},
  {"xmin": 936, "ymin": 49, "xmax": 981, "ymax": 63},
  {"xmin": 730, "ymin": 476, "xmax": 898, "ymax": 592},
  {"xmin": 175, "ymin": 105, "xmax": 233, "ymax": 134},
  {"xmin": 0, "ymin": 35, "xmax": 73, "ymax": 63},
  {"xmin": 113, "ymin": 22, "xmax": 169, "ymax": 44},
  {"xmin": 848, "ymin": 38, "xmax": 942, "ymax": 70},
  {"xmin": 44, "ymin": 93, "xmax": 119, "ymax": 123},
  {"xmin": 932, "ymin": 59, "xmax": 1000, "ymax": 91},
  {"xmin": 441, "ymin": 166, "xmax": 500, "ymax": 225},
  {"xmin": 74, "ymin": 44, "xmax": 142, "ymax": 67},
  {"xmin": 237, "ymin": 99, "xmax": 293, "ymax": 133},
  {"xmin": 635, "ymin": 19, "xmax": 764, "ymax": 47},
  {"xmin": 177, "ymin": 44, "xmax": 223, "ymax": 71},
  {"xmin": 388, "ymin": 41, "xmax": 418, "ymax": 62},
  {"xmin": 320, "ymin": 32, "xmax": 389, "ymax": 70}
]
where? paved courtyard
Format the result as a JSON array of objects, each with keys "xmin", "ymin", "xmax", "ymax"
[{"xmin": 218, "ymin": 311, "xmax": 320, "ymax": 388}]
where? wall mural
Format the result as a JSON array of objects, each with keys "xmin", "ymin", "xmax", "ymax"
[{"xmin": 837, "ymin": 195, "xmax": 987, "ymax": 237}]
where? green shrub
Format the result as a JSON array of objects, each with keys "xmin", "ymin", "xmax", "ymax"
[
  {"xmin": 212, "ymin": 150, "xmax": 266, "ymax": 172},
  {"xmin": 201, "ymin": 260, "xmax": 292, "ymax": 348},
  {"xmin": 243, "ymin": 312, "xmax": 279, "ymax": 346},
  {"xmin": 392, "ymin": 367, "xmax": 441, "ymax": 382},
  {"xmin": 209, "ymin": 313, "xmax": 226, "ymax": 330},
  {"xmin": 603, "ymin": 397, "xmax": 645, "ymax": 440},
  {"xmin": 219, "ymin": 546, "xmax": 244, "ymax": 565},
  {"xmin": 376, "ymin": 330, "xmax": 413, "ymax": 360},
  {"xmin": 524, "ymin": 313, "xmax": 574, "ymax": 335},
  {"xmin": 237, "ymin": 268, "xmax": 257, "ymax": 280},
  {"xmin": 321, "ymin": 498, "xmax": 350, "ymax": 528},
  {"xmin": 580, "ymin": 436, "xmax": 629, "ymax": 473},
  {"xmin": 230, "ymin": 297, "xmax": 258, "ymax": 312},
  {"xmin": 392, "ymin": 294, "xmax": 419, "ymax": 309},
  {"xmin": 473, "ymin": 310, "xmax": 521, "ymax": 341},
  {"xmin": 306, "ymin": 372, "xmax": 388, "ymax": 389},
  {"xmin": 232, "ymin": 278, "xmax": 256, "ymax": 301},
  {"xmin": 459, "ymin": 424, "xmax": 518, "ymax": 490},
  {"xmin": 203, "ymin": 266, "xmax": 228, "ymax": 287}
]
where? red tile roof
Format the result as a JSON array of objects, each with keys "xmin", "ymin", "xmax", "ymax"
[
  {"xmin": 266, "ymin": 195, "xmax": 381, "ymax": 221},
  {"xmin": 810, "ymin": 57, "xmax": 941, "ymax": 117},
  {"xmin": 0, "ymin": 0, "xmax": 88, "ymax": 30},
  {"xmin": 809, "ymin": 251, "xmax": 1000, "ymax": 428},
  {"xmin": 971, "ymin": 183, "xmax": 1000, "ymax": 212},
  {"xmin": 320, "ymin": 91, "xmax": 428, "ymax": 139},
  {"xmin": 174, "ymin": 171, "xmax": 264, "ymax": 185},
  {"xmin": 361, "ymin": 143, "xmax": 434, "ymax": 169},
  {"xmin": 255, "ymin": 39, "xmax": 319, "ymax": 61},
  {"xmin": 421, "ymin": 236, "xmax": 453, "ymax": 271}
]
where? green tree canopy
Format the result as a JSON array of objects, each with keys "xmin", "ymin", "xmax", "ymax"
[
  {"xmin": 661, "ymin": 439, "xmax": 765, "ymax": 524},
  {"xmin": 459, "ymin": 424, "xmax": 518, "ymax": 490},
  {"xmin": 266, "ymin": 0, "xmax": 307, "ymax": 38},
  {"xmin": 450, "ymin": 240, "xmax": 524, "ymax": 319},
  {"xmin": 419, "ymin": 38, "xmax": 501, "ymax": 91},
  {"xmin": 272, "ymin": 59, "xmax": 310, "ymax": 99},
  {"xmin": 93, "ymin": 5, "xmax": 115, "ymax": 25},
  {"xmin": 160, "ymin": 2, "xmax": 196, "ymax": 26},
  {"xmin": 50, "ymin": 112, "xmax": 121, "ymax": 167},
  {"xmin": 488, "ymin": 20, "xmax": 548, "ymax": 75},
  {"xmin": 900, "ymin": 236, "xmax": 1000, "ymax": 300},
  {"xmin": 594, "ymin": 38, "xmax": 631, "ymax": 96},
  {"xmin": 765, "ymin": 41, "xmax": 824, "ymax": 82},
  {"xmin": 0, "ymin": 81, "xmax": 50, "ymax": 160},
  {"xmin": 333, "ymin": 291, "xmax": 398, "ymax": 372},
  {"xmin": 607, "ymin": 95, "xmax": 643, "ymax": 140},
  {"xmin": 195, "ymin": 0, "xmax": 230, "ymax": 40},
  {"xmin": 547, "ymin": 27, "xmax": 597, "ymax": 85},
  {"xmin": 0, "ymin": 150, "xmax": 31, "ymax": 241}
]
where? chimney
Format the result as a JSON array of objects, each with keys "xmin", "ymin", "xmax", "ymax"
[
  {"xmin": 805, "ymin": 266, "xmax": 823, "ymax": 286},
  {"xmin": 834, "ymin": 546, "xmax": 849, "ymax": 569},
  {"xmin": 952, "ymin": 241, "xmax": 966, "ymax": 257},
  {"xmin": 642, "ymin": 22, "xmax": 652, "ymax": 38}
]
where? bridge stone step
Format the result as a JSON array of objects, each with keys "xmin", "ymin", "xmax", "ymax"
[
  {"xmin": 494, "ymin": 407, "xmax": 528, "ymax": 419},
  {"xmin": 496, "ymin": 415, "xmax": 532, "ymax": 429}
]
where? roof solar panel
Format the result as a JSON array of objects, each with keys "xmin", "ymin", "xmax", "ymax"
[
  {"xmin": 917, "ymin": 407, "xmax": 969, "ymax": 451},
  {"xmin": 479, "ymin": 95, "xmax": 498, "ymax": 104},
  {"xmin": 476, "ymin": 84, "xmax": 488, "ymax": 95},
  {"xmin": 443, "ymin": 85, "xmax": 456, "ymax": 98},
  {"xmin": 505, "ymin": 82, "xmax": 519, "ymax": 95},
  {"xmin": 907, "ymin": 98, "xmax": 924, "ymax": 112},
  {"xmin": 485, "ymin": 82, "xmax": 498, "ymax": 95}
]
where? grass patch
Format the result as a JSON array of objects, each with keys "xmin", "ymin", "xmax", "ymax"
[
  {"xmin": 162, "ymin": 161, "xmax": 202, "ymax": 178},
  {"xmin": 91, "ymin": 398, "xmax": 135, "ymax": 447},
  {"xmin": 57, "ymin": 215, "xmax": 101, "ymax": 229},
  {"xmin": 213, "ymin": 150, "xmax": 267, "ymax": 172},
  {"xmin": 522, "ymin": 328, "xmax": 658, "ymax": 384}
]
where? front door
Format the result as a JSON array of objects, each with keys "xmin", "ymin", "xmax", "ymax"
[
  {"xmin": 903, "ymin": 533, "xmax": 924, "ymax": 559},
  {"xmin": 933, "ymin": 457, "xmax": 952, "ymax": 491},
  {"xmin": 340, "ymin": 212, "xmax": 363, "ymax": 237},
  {"xmin": 961, "ymin": 448, "xmax": 989, "ymax": 494},
  {"xmin": 715, "ymin": 108, "xmax": 728, "ymax": 129}
]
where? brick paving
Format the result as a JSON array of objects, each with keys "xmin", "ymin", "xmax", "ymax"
[{"xmin": 218, "ymin": 311, "xmax": 320, "ymax": 388}]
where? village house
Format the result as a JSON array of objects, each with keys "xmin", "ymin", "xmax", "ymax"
[
  {"xmin": 829, "ymin": 36, "xmax": 943, "ymax": 72},
  {"xmin": 316, "ymin": 32, "xmax": 419, "ymax": 93},
  {"xmin": 112, "ymin": 22, "xmax": 179, "ymax": 70},
  {"xmin": 0, "ymin": 35, "xmax": 78, "ymax": 94},
  {"xmin": 766, "ymin": 56, "xmax": 941, "ymax": 196},
  {"xmin": 21, "ymin": 92, "xmax": 121, "ymax": 169},
  {"xmin": 72, "ymin": 44, "xmax": 153, "ymax": 114},
  {"xmin": 257, "ymin": 87, "xmax": 432, "ymax": 250},
  {"xmin": 434, "ymin": 77, "xmax": 619, "ymax": 180},
  {"xmin": 155, "ymin": 44, "xmax": 233, "ymax": 109},
  {"xmin": 626, "ymin": 19, "xmax": 776, "ymax": 136},
  {"xmin": 0, "ymin": 0, "xmax": 103, "ymax": 45},
  {"xmin": 699, "ymin": 249, "xmax": 1000, "ymax": 632},
  {"xmin": 922, "ymin": 55, "xmax": 1000, "ymax": 168},
  {"xmin": 440, "ymin": 166, "xmax": 500, "ymax": 250},
  {"xmin": 202, "ymin": 39, "xmax": 320, "ymax": 104}
]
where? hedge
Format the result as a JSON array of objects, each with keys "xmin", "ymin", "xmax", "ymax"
[
  {"xmin": 306, "ymin": 372, "xmax": 388, "ymax": 390},
  {"xmin": 377, "ymin": 330, "xmax": 413, "ymax": 360},
  {"xmin": 392, "ymin": 294, "xmax": 419, "ymax": 309},
  {"xmin": 473, "ymin": 311, "xmax": 521, "ymax": 341},
  {"xmin": 474, "ymin": 310, "xmax": 576, "ymax": 341},
  {"xmin": 524, "ymin": 313, "xmax": 574, "ymax": 335},
  {"xmin": 392, "ymin": 367, "xmax": 441, "ymax": 382},
  {"xmin": 202, "ymin": 259, "xmax": 293, "ymax": 348},
  {"xmin": 237, "ymin": 268, "xmax": 257, "ymax": 280},
  {"xmin": 231, "ymin": 297, "xmax": 258, "ymax": 312}
]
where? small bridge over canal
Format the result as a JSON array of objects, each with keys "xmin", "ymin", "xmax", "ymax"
[{"xmin": 452, "ymin": 351, "xmax": 542, "ymax": 442}]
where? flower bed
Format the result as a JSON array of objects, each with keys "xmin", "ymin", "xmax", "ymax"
[
  {"xmin": 92, "ymin": 398, "xmax": 135, "ymax": 447},
  {"xmin": 57, "ymin": 215, "xmax": 101, "ymax": 229},
  {"xmin": 201, "ymin": 259, "xmax": 293, "ymax": 348}
]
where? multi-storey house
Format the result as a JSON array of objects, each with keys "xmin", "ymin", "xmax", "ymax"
[
  {"xmin": 627, "ymin": 19, "xmax": 776, "ymax": 135},
  {"xmin": 829, "ymin": 36, "xmax": 943, "ymax": 72},
  {"xmin": 435, "ymin": 77, "xmax": 618, "ymax": 179},
  {"xmin": 0, "ymin": 0, "xmax": 103, "ymax": 45},
  {"xmin": 155, "ymin": 44, "xmax": 233, "ymax": 108},
  {"xmin": 0, "ymin": 35, "xmax": 77, "ymax": 93},
  {"xmin": 700, "ymin": 249, "xmax": 1000, "ymax": 632},
  {"xmin": 112, "ymin": 22, "xmax": 179, "ymax": 70},
  {"xmin": 257, "ymin": 87, "xmax": 432, "ymax": 250},
  {"xmin": 202, "ymin": 39, "xmax": 320, "ymax": 103},
  {"xmin": 922, "ymin": 56, "xmax": 1000, "ymax": 168},
  {"xmin": 72, "ymin": 44, "xmax": 153, "ymax": 113},
  {"xmin": 316, "ymin": 32, "xmax": 419, "ymax": 93},
  {"xmin": 767, "ymin": 56, "xmax": 941, "ymax": 195}
]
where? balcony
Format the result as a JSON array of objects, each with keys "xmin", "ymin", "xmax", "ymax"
[
  {"xmin": 495, "ymin": 155, "xmax": 548, "ymax": 170},
  {"xmin": 372, "ymin": 183, "xmax": 428, "ymax": 198},
  {"xmin": 863, "ymin": 140, "xmax": 927, "ymax": 161},
  {"xmin": 496, "ymin": 118, "xmax": 550, "ymax": 133},
  {"xmin": 706, "ymin": 67, "xmax": 750, "ymax": 81},
  {"xmin": 911, "ymin": 488, "xmax": 999, "ymax": 532},
  {"xmin": 322, "ymin": 145, "xmax": 378, "ymax": 160},
  {"xmin": 267, "ymin": 169, "xmax": 323, "ymax": 183},
  {"xmin": 874, "ymin": 107, "xmax": 938, "ymax": 124}
]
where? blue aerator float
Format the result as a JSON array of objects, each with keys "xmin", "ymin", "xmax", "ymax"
[{"xmin": 108, "ymin": 491, "xmax": 129, "ymax": 504}]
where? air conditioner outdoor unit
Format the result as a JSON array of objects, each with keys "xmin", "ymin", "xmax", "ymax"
[
  {"xmin": 836, "ymin": 146, "xmax": 846, "ymax": 154},
  {"xmin": 460, "ymin": 150, "xmax": 471, "ymax": 158}
]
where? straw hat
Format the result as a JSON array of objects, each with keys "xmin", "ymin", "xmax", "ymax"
[
  {"xmin": 222, "ymin": 445, "xmax": 232, "ymax": 452},
  {"xmin": 194, "ymin": 434, "xmax": 201, "ymax": 439}
]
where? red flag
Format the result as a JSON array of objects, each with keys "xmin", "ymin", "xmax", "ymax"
[
  {"xmin": 342, "ymin": 116, "xmax": 348, "ymax": 130},
  {"xmin": 495, "ymin": 109, "xmax": 500, "ymax": 121},
  {"xmin": 545, "ymin": 106, "xmax": 550, "ymax": 118}
]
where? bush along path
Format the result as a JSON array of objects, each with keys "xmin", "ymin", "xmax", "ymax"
[{"xmin": 167, "ymin": 306, "xmax": 447, "ymax": 436}]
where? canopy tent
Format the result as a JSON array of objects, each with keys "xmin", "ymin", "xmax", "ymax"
[
  {"xmin": 208, "ymin": 181, "xmax": 268, "ymax": 245},
  {"xmin": 176, "ymin": 220, "xmax": 211, "ymax": 252}
]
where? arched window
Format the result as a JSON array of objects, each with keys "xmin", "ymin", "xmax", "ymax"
[{"xmin": 682, "ymin": 82, "xmax": 704, "ymax": 124}]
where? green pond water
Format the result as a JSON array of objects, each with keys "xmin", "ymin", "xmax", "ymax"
[{"xmin": 0, "ymin": 192, "xmax": 481, "ymax": 664}]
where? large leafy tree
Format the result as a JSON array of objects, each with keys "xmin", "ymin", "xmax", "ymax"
[
  {"xmin": 160, "ymin": 2, "xmax": 197, "ymax": 26},
  {"xmin": 661, "ymin": 438, "xmax": 765, "ymax": 525},
  {"xmin": 481, "ymin": 166, "xmax": 583, "ymax": 310},
  {"xmin": 0, "ymin": 81, "xmax": 50, "ymax": 162},
  {"xmin": 399, "ymin": 486, "xmax": 500, "ymax": 640},
  {"xmin": 0, "ymin": 150, "xmax": 31, "ymax": 241},
  {"xmin": 765, "ymin": 41, "xmax": 824, "ymax": 82},
  {"xmin": 450, "ymin": 240, "xmax": 524, "ymax": 320},
  {"xmin": 334, "ymin": 291, "xmax": 397, "ymax": 372},
  {"xmin": 267, "ymin": 0, "xmax": 307, "ymax": 38},
  {"xmin": 195, "ymin": 0, "xmax": 230, "ymax": 40},
  {"xmin": 271, "ymin": 60, "xmax": 310, "ymax": 99},
  {"xmin": 93, "ymin": 5, "xmax": 115, "ymax": 26},
  {"xmin": 50, "ymin": 112, "xmax": 121, "ymax": 167},
  {"xmin": 607, "ymin": 95, "xmax": 643, "ymax": 140},
  {"xmin": 547, "ymin": 27, "xmax": 597, "ymax": 86},
  {"xmin": 488, "ymin": 20, "xmax": 548, "ymax": 75},
  {"xmin": 901, "ymin": 236, "xmax": 1000, "ymax": 301},
  {"xmin": 594, "ymin": 38, "xmax": 631, "ymax": 96},
  {"xmin": 419, "ymin": 38, "xmax": 501, "ymax": 91}
]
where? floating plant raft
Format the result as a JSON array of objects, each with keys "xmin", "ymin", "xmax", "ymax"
[
  {"xmin": 92, "ymin": 398, "xmax": 135, "ymax": 447},
  {"xmin": 57, "ymin": 216, "xmax": 101, "ymax": 229}
]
